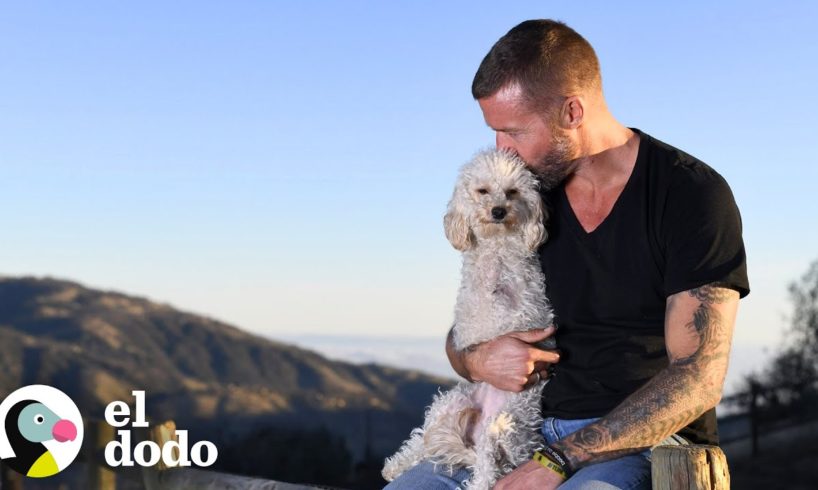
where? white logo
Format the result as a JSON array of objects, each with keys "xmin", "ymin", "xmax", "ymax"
[
  {"xmin": 0, "ymin": 385, "xmax": 84, "ymax": 478},
  {"xmin": 104, "ymin": 390, "xmax": 218, "ymax": 468}
]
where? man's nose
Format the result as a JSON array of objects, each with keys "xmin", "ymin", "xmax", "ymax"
[{"xmin": 495, "ymin": 132, "xmax": 513, "ymax": 151}]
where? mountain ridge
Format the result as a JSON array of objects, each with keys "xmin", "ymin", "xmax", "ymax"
[{"xmin": 0, "ymin": 275, "xmax": 452, "ymax": 463}]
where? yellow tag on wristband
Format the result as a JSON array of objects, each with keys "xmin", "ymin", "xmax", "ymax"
[{"xmin": 533, "ymin": 450, "xmax": 568, "ymax": 479}]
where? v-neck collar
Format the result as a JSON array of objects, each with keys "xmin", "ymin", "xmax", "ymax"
[{"xmin": 559, "ymin": 128, "xmax": 646, "ymax": 238}]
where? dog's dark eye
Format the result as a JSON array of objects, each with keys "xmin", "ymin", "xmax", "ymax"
[
  {"xmin": 477, "ymin": 188, "xmax": 488, "ymax": 195},
  {"xmin": 506, "ymin": 189, "xmax": 518, "ymax": 198}
]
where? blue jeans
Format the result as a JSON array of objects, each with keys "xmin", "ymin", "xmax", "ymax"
[{"xmin": 383, "ymin": 417, "xmax": 653, "ymax": 489}]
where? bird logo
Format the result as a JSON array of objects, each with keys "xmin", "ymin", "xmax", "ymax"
[{"xmin": 0, "ymin": 385, "xmax": 83, "ymax": 478}]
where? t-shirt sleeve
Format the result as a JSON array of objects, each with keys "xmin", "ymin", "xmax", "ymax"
[{"xmin": 662, "ymin": 162, "xmax": 750, "ymax": 298}]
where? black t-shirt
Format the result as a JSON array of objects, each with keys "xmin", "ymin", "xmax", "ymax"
[{"xmin": 538, "ymin": 129, "xmax": 749, "ymax": 444}]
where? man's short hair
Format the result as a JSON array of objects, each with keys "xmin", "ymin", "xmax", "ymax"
[{"xmin": 472, "ymin": 19, "xmax": 602, "ymax": 110}]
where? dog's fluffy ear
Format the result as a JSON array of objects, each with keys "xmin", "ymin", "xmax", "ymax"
[
  {"xmin": 523, "ymin": 191, "xmax": 548, "ymax": 251},
  {"xmin": 444, "ymin": 190, "xmax": 474, "ymax": 251}
]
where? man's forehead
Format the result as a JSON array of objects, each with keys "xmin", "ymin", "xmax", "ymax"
[
  {"xmin": 478, "ymin": 84, "xmax": 535, "ymax": 129},
  {"xmin": 493, "ymin": 83, "xmax": 527, "ymax": 102}
]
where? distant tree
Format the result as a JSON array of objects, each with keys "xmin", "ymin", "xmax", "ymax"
[
  {"xmin": 741, "ymin": 259, "xmax": 818, "ymax": 419},
  {"xmin": 787, "ymin": 260, "xmax": 818, "ymax": 371}
]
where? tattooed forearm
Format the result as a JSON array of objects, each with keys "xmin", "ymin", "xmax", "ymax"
[
  {"xmin": 550, "ymin": 284, "xmax": 739, "ymax": 470},
  {"xmin": 552, "ymin": 366, "xmax": 711, "ymax": 467},
  {"xmin": 573, "ymin": 425, "xmax": 608, "ymax": 448}
]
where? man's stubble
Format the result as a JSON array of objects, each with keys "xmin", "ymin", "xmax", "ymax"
[{"xmin": 531, "ymin": 126, "xmax": 578, "ymax": 191}]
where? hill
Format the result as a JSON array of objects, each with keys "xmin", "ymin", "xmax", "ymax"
[{"xmin": 0, "ymin": 276, "xmax": 453, "ymax": 479}]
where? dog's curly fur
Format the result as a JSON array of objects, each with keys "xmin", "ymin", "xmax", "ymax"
[{"xmin": 382, "ymin": 149, "xmax": 555, "ymax": 489}]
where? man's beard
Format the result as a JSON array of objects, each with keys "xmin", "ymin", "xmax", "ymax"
[{"xmin": 531, "ymin": 129, "xmax": 577, "ymax": 191}]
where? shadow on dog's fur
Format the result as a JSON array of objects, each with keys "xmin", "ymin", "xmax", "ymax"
[{"xmin": 382, "ymin": 150, "xmax": 554, "ymax": 489}]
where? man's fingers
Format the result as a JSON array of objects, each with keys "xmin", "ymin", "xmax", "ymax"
[
  {"xmin": 529, "ymin": 347, "xmax": 560, "ymax": 364},
  {"xmin": 523, "ymin": 371, "xmax": 542, "ymax": 389},
  {"xmin": 533, "ymin": 360, "xmax": 551, "ymax": 373},
  {"xmin": 511, "ymin": 326, "xmax": 556, "ymax": 343}
]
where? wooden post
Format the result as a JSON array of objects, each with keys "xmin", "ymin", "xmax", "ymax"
[
  {"xmin": 141, "ymin": 420, "xmax": 178, "ymax": 490},
  {"xmin": 149, "ymin": 421, "xmax": 178, "ymax": 471},
  {"xmin": 87, "ymin": 420, "xmax": 116, "ymax": 490},
  {"xmin": 652, "ymin": 445, "xmax": 729, "ymax": 490}
]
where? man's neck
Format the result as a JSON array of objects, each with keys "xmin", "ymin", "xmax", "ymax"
[
  {"xmin": 568, "ymin": 118, "xmax": 639, "ymax": 192},
  {"xmin": 560, "ymin": 117, "xmax": 641, "ymax": 233}
]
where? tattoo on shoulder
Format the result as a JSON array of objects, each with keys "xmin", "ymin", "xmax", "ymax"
[{"xmin": 688, "ymin": 284, "xmax": 734, "ymax": 304}]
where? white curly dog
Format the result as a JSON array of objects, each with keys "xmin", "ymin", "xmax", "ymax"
[{"xmin": 382, "ymin": 149, "xmax": 555, "ymax": 489}]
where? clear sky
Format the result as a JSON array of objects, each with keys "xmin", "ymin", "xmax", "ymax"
[{"xmin": 2, "ymin": 1, "xmax": 817, "ymax": 382}]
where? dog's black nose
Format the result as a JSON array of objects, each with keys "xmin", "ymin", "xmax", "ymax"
[{"xmin": 491, "ymin": 207, "xmax": 507, "ymax": 220}]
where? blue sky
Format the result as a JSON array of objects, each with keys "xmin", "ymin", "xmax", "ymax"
[{"xmin": 2, "ymin": 1, "xmax": 817, "ymax": 386}]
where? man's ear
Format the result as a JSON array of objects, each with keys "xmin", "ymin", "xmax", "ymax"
[{"xmin": 560, "ymin": 95, "xmax": 584, "ymax": 129}]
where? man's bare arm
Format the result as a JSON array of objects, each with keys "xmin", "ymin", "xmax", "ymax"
[{"xmin": 551, "ymin": 283, "xmax": 739, "ymax": 468}]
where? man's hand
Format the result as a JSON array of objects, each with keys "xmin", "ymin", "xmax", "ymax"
[
  {"xmin": 450, "ymin": 326, "xmax": 559, "ymax": 392},
  {"xmin": 494, "ymin": 459, "xmax": 564, "ymax": 490}
]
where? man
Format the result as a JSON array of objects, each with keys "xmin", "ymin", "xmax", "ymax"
[{"xmin": 386, "ymin": 19, "xmax": 748, "ymax": 489}]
